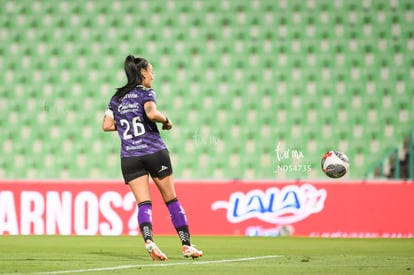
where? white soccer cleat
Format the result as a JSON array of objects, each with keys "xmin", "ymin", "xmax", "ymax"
[
  {"xmin": 182, "ymin": 245, "xmax": 203, "ymax": 259},
  {"xmin": 145, "ymin": 240, "xmax": 168, "ymax": 261}
]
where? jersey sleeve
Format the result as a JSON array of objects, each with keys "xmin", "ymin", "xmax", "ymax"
[
  {"xmin": 105, "ymin": 102, "xmax": 114, "ymax": 118},
  {"xmin": 142, "ymin": 89, "xmax": 157, "ymax": 104}
]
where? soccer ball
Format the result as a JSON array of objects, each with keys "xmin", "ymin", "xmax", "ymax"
[{"xmin": 321, "ymin": 150, "xmax": 350, "ymax": 178}]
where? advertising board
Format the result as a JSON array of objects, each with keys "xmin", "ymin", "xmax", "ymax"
[{"xmin": 0, "ymin": 180, "xmax": 413, "ymax": 237}]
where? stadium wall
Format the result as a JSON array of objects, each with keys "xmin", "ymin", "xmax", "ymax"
[{"xmin": 0, "ymin": 180, "xmax": 413, "ymax": 238}]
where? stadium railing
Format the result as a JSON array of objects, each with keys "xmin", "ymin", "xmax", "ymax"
[{"xmin": 365, "ymin": 128, "xmax": 414, "ymax": 180}]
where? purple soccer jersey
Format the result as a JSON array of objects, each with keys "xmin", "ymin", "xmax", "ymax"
[{"xmin": 108, "ymin": 85, "xmax": 167, "ymax": 157}]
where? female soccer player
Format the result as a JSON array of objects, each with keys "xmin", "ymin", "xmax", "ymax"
[{"xmin": 102, "ymin": 55, "xmax": 202, "ymax": 261}]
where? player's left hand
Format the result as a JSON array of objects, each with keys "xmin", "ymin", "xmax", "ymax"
[{"xmin": 162, "ymin": 120, "xmax": 172, "ymax": 130}]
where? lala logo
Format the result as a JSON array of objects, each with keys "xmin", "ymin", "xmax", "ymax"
[{"xmin": 211, "ymin": 184, "xmax": 327, "ymax": 225}]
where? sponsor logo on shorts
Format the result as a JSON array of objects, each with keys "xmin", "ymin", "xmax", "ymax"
[{"xmin": 158, "ymin": 165, "xmax": 168, "ymax": 173}]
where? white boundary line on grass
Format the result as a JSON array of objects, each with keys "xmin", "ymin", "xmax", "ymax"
[{"xmin": 28, "ymin": 255, "xmax": 282, "ymax": 274}]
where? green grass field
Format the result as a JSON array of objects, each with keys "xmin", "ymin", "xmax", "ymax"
[{"xmin": 0, "ymin": 236, "xmax": 413, "ymax": 274}]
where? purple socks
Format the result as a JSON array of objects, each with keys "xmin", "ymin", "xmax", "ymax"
[
  {"xmin": 137, "ymin": 199, "xmax": 191, "ymax": 246},
  {"xmin": 138, "ymin": 201, "xmax": 153, "ymax": 242},
  {"xmin": 166, "ymin": 198, "xmax": 188, "ymax": 228},
  {"xmin": 166, "ymin": 198, "xmax": 191, "ymax": 246},
  {"xmin": 138, "ymin": 202, "xmax": 153, "ymax": 224}
]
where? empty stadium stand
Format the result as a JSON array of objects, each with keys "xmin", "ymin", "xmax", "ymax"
[{"xmin": 0, "ymin": 0, "xmax": 413, "ymax": 179}]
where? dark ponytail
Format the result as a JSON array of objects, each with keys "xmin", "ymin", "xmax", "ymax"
[{"xmin": 114, "ymin": 55, "xmax": 149, "ymax": 100}]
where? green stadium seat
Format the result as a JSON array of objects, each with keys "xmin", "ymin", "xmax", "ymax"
[{"xmin": 0, "ymin": 0, "xmax": 413, "ymax": 179}]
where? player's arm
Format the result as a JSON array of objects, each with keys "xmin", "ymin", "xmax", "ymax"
[
  {"xmin": 144, "ymin": 101, "xmax": 172, "ymax": 130},
  {"xmin": 102, "ymin": 108, "xmax": 116, "ymax": 132}
]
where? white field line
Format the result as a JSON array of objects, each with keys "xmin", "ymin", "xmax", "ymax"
[{"xmin": 26, "ymin": 255, "xmax": 282, "ymax": 275}]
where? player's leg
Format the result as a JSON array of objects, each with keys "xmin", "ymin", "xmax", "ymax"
[
  {"xmin": 128, "ymin": 175, "xmax": 168, "ymax": 261},
  {"xmin": 128, "ymin": 175, "xmax": 153, "ymax": 242},
  {"xmin": 146, "ymin": 150, "xmax": 190, "ymax": 244},
  {"xmin": 152, "ymin": 174, "xmax": 188, "ymax": 240},
  {"xmin": 122, "ymin": 156, "xmax": 167, "ymax": 261},
  {"xmin": 152, "ymin": 174, "xmax": 203, "ymax": 258},
  {"xmin": 146, "ymin": 149, "xmax": 203, "ymax": 258}
]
